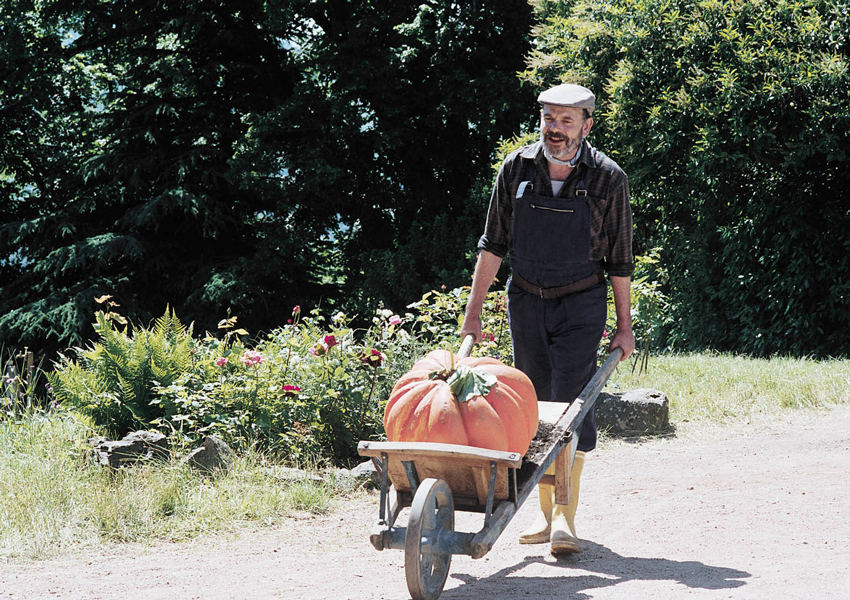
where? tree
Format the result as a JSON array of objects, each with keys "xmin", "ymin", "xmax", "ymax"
[
  {"xmin": 1, "ymin": 0, "xmax": 315, "ymax": 355},
  {"xmin": 1, "ymin": 0, "xmax": 536, "ymax": 357},
  {"xmin": 526, "ymin": 0, "xmax": 850, "ymax": 356},
  {"xmin": 247, "ymin": 0, "xmax": 537, "ymax": 315},
  {"xmin": 0, "ymin": 0, "xmax": 95, "ymax": 349}
]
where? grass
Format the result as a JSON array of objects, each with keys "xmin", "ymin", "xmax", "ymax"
[
  {"xmin": 607, "ymin": 352, "xmax": 850, "ymax": 424},
  {"xmin": 2, "ymin": 351, "xmax": 849, "ymax": 561},
  {"xmin": 0, "ymin": 412, "xmax": 345, "ymax": 560}
]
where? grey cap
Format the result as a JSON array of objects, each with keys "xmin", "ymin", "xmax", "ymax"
[{"xmin": 537, "ymin": 83, "xmax": 595, "ymax": 114}]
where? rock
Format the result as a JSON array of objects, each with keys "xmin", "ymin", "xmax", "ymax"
[
  {"xmin": 184, "ymin": 435, "xmax": 235, "ymax": 474},
  {"xmin": 350, "ymin": 459, "xmax": 382, "ymax": 488},
  {"xmin": 260, "ymin": 466, "xmax": 323, "ymax": 483},
  {"xmin": 92, "ymin": 430, "xmax": 170, "ymax": 468},
  {"xmin": 595, "ymin": 388, "xmax": 670, "ymax": 435},
  {"xmin": 332, "ymin": 468, "xmax": 359, "ymax": 492}
]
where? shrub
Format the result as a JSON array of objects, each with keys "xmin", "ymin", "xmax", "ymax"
[
  {"xmin": 46, "ymin": 273, "xmax": 664, "ymax": 464},
  {"xmin": 47, "ymin": 301, "xmax": 194, "ymax": 437},
  {"xmin": 526, "ymin": 0, "xmax": 850, "ymax": 357}
]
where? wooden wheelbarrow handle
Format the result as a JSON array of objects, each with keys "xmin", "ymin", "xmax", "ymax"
[{"xmin": 457, "ymin": 333, "xmax": 476, "ymax": 360}]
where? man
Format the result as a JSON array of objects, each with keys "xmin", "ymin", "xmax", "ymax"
[{"xmin": 460, "ymin": 83, "xmax": 635, "ymax": 555}]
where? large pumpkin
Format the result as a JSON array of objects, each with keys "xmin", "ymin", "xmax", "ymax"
[{"xmin": 383, "ymin": 349, "xmax": 539, "ymax": 455}]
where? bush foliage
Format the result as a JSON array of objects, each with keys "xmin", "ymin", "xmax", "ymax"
[
  {"xmin": 527, "ymin": 0, "xmax": 850, "ymax": 356},
  {"xmin": 45, "ymin": 288, "xmax": 514, "ymax": 465},
  {"xmin": 44, "ymin": 269, "xmax": 662, "ymax": 466}
]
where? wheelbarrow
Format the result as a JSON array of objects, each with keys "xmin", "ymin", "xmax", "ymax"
[{"xmin": 357, "ymin": 335, "xmax": 623, "ymax": 600}]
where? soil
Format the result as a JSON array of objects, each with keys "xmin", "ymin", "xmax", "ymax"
[{"xmin": 2, "ymin": 405, "xmax": 849, "ymax": 600}]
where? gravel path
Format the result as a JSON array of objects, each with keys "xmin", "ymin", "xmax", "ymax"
[{"xmin": 2, "ymin": 405, "xmax": 849, "ymax": 599}]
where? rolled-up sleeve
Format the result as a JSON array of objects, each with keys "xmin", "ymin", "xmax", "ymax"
[{"xmin": 477, "ymin": 161, "xmax": 514, "ymax": 259}]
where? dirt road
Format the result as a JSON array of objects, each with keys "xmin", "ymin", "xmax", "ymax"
[{"xmin": 2, "ymin": 406, "xmax": 849, "ymax": 599}]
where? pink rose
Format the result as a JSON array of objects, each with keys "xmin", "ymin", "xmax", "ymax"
[
  {"xmin": 388, "ymin": 315, "xmax": 402, "ymax": 326},
  {"xmin": 323, "ymin": 335, "xmax": 338, "ymax": 349},
  {"xmin": 215, "ymin": 357, "xmax": 228, "ymax": 367},
  {"xmin": 242, "ymin": 350, "xmax": 264, "ymax": 366}
]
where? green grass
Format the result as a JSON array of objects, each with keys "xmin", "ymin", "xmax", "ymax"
[
  {"xmin": 0, "ymin": 412, "xmax": 345, "ymax": 560},
  {"xmin": 607, "ymin": 352, "xmax": 850, "ymax": 423}
]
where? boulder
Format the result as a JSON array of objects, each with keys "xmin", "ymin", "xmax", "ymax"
[
  {"xmin": 350, "ymin": 459, "xmax": 382, "ymax": 488},
  {"xmin": 184, "ymin": 435, "xmax": 235, "ymax": 474},
  {"xmin": 331, "ymin": 468, "xmax": 359, "ymax": 492},
  {"xmin": 595, "ymin": 388, "xmax": 670, "ymax": 435},
  {"xmin": 92, "ymin": 430, "xmax": 170, "ymax": 468}
]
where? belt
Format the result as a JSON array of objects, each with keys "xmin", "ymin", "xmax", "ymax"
[{"xmin": 511, "ymin": 271, "xmax": 605, "ymax": 299}]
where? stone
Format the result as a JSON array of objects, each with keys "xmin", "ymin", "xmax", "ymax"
[
  {"xmin": 260, "ymin": 466, "xmax": 323, "ymax": 483},
  {"xmin": 92, "ymin": 430, "xmax": 170, "ymax": 468},
  {"xmin": 350, "ymin": 459, "xmax": 382, "ymax": 488},
  {"xmin": 595, "ymin": 388, "xmax": 670, "ymax": 435},
  {"xmin": 184, "ymin": 435, "xmax": 235, "ymax": 474},
  {"xmin": 332, "ymin": 468, "xmax": 359, "ymax": 492}
]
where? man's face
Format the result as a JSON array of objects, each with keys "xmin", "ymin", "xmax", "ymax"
[{"xmin": 540, "ymin": 105, "xmax": 593, "ymax": 160}]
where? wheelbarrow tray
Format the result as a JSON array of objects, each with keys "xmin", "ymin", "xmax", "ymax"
[{"xmin": 357, "ymin": 441, "xmax": 523, "ymax": 508}]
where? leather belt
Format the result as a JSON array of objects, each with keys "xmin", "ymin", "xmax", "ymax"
[{"xmin": 511, "ymin": 271, "xmax": 605, "ymax": 299}]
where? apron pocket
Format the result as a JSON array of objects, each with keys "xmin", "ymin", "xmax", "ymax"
[{"xmin": 515, "ymin": 196, "xmax": 591, "ymax": 264}]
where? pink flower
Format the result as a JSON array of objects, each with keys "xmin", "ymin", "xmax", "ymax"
[
  {"xmin": 292, "ymin": 305, "xmax": 301, "ymax": 317},
  {"xmin": 215, "ymin": 357, "xmax": 228, "ymax": 367},
  {"xmin": 360, "ymin": 349, "xmax": 386, "ymax": 368},
  {"xmin": 281, "ymin": 384, "xmax": 301, "ymax": 397},
  {"xmin": 388, "ymin": 314, "xmax": 402, "ymax": 326},
  {"xmin": 242, "ymin": 350, "xmax": 265, "ymax": 366},
  {"xmin": 309, "ymin": 335, "xmax": 337, "ymax": 357},
  {"xmin": 602, "ymin": 330, "xmax": 609, "ymax": 339},
  {"xmin": 482, "ymin": 332, "xmax": 495, "ymax": 342}
]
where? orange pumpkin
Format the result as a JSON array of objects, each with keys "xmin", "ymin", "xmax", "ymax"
[{"xmin": 383, "ymin": 349, "xmax": 539, "ymax": 455}]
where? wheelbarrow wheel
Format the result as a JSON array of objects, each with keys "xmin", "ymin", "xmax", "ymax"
[{"xmin": 405, "ymin": 478, "xmax": 455, "ymax": 600}]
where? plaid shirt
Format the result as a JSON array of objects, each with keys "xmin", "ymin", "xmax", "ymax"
[{"xmin": 478, "ymin": 139, "xmax": 635, "ymax": 278}]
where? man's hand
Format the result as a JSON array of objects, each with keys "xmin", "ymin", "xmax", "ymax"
[
  {"xmin": 609, "ymin": 327, "xmax": 635, "ymax": 361},
  {"xmin": 459, "ymin": 314, "xmax": 483, "ymax": 344}
]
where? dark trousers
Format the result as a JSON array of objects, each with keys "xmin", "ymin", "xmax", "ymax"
[{"xmin": 507, "ymin": 280, "xmax": 607, "ymax": 452}]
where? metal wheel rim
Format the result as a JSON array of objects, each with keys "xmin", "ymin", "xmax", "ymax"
[{"xmin": 405, "ymin": 478, "xmax": 455, "ymax": 600}]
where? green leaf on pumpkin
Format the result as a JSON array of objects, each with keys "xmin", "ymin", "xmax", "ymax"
[{"xmin": 446, "ymin": 365, "xmax": 497, "ymax": 403}]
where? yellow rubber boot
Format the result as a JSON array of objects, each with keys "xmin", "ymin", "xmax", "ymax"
[
  {"xmin": 550, "ymin": 451, "xmax": 585, "ymax": 555},
  {"xmin": 518, "ymin": 463, "xmax": 555, "ymax": 544}
]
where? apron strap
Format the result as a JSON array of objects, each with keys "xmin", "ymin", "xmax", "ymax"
[
  {"xmin": 576, "ymin": 171, "xmax": 588, "ymax": 196},
  {"xmin": 520, "ymin": 156, "xmax": 588, "ymax": 196},
  {"xmin": 516, "ymin": 160, "xmax": 536, "ymax": 199}
]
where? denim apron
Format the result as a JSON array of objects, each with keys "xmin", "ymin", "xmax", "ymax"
[{"xmin": 507, "ymin": 160, "xmax": 606, "ymax": 452}]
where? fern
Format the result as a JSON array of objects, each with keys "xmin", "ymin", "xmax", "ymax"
[{"xmin": 50, "ymin": 308, "xmax": 196, "ymax": 437}]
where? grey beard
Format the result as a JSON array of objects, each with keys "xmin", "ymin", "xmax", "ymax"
[{"xmin": 543, "ymin": 139, "xmax": 583, "ymax": 166}]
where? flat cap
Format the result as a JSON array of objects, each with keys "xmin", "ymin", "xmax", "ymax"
[{"xmin": 537, "ymin": 83, "xmax": 595, "ymax": 114}]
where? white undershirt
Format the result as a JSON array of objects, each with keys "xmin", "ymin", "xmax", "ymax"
[{"xmin": 551, "ymin": 180, "xmax": 565, "ymax": 196}]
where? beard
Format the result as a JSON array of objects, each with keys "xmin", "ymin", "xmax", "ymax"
[{"xmin": 542, "ymin": 131, "xmax": 582, "ymax": 160}]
